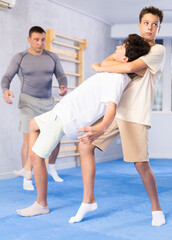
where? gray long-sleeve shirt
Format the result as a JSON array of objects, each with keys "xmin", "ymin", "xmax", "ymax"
[{"xmin": 1, "ymin": 49, "xmax": 67, "ymax": 98}]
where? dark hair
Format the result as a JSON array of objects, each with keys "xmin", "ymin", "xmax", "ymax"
[
  {"xmin": 139, "ymin": 6, "xmax": 163, "ymax": 24},
  {"xmin": 29, "ymin": 26, "xmax": 45, "ymax": 37},
  {"xmin": 123, "ymin": 34, "xmax": 151, "ymax": 62}
]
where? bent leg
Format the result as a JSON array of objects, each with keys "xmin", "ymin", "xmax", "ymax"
[
  {"xmin": 17, "ymin": 119, "xmax": 49, "ymax": 216},
  {"xmin": 69, "ymin": 118, "xmax": 119, "ymax": 223},
  {"xmin": 134, "ymin": 162, "xmax": 165, "ymax": 226},
  {"xmin": 69, "ymin": 142, "xmax": 98, "ymax": 223}
]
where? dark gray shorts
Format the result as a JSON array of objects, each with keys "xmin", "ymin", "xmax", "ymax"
[{"xmin": 18, "ymin": 93, "xmax": 55, "ymax": 133}]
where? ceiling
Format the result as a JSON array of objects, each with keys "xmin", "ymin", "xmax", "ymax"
[{"xmin": 50, "ymin": 0, "xmax": 172, "ymax": 25}]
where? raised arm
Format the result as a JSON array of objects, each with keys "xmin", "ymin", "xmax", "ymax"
[{"xmin": 77, "ymin": 102, "xmax": 116, "ymax": 144}]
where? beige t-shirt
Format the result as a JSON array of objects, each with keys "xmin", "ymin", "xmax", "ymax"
[{"xmin": 116, "ymin": 44, "xmax": 165, "ymax": 127}]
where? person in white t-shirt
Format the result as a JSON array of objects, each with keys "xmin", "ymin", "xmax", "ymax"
[
  {"xmin": 16, "ymin": 34, "xmax": 151, "ymax": 217},
  {"xmin": 69, "ymin": 6, "xmax": 166, "ymax": 227}
]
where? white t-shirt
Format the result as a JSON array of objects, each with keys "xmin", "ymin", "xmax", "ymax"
[
  {"xmin": 53, "ymin": 72, "xmax": 131, "ymax": 139},
  {"xmin": 116, "ymin": 44, "xmax": 165, "ymax": 126}
]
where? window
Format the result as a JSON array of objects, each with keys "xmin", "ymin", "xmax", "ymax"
[
  {"xmin": 150, "ymin": 39, "xmax": 172, "ymax": 112},
  {"xmin": 152, "ymin": 74, "xmax": 163, "ymax": 111},
  {"xmin": 152, "ymin": 39, "xmax": 163, "ymax": 111}
]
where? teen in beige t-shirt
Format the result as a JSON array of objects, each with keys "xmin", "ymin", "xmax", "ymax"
[{"xmin": 116, "ymin": 44, "xmax": 165, "ymax": 126}]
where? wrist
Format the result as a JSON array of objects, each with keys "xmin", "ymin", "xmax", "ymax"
[{"xmin": 97, "ymin": 123, "xmax": 106, "ymax": 133}]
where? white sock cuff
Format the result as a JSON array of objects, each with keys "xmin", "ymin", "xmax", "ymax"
[
  {"xmin": 35, "ymin": 202, "xmax": 48, "ymax": 209},
  {"xmin": 47, "ymin": 164, "xmax": 56, "ymax": 168},
  {"xmin": 152, "ymin": 210, "xmax": 164, "ymax": 216}
]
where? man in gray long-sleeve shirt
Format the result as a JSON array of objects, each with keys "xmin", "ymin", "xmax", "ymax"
[{"xmin": 1, "ymin": 26, "xmax": 67, "ymax": 190}]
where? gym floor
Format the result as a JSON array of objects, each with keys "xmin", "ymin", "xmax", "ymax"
[{"xmin": 0, "ymin": 158, "xmax": 171, "ymax": 240}]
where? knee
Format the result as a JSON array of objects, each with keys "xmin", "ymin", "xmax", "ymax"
[
  {"xmin": 134, "ymin": 162, "xmax": 150, "ymax": 175},
  {"xmin": 79, "ymin": 142, "xmax": 95, "ymax": 156}
]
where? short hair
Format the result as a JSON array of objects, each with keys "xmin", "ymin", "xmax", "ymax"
[
  {"xmin": 29, "ymin": 26, "xmax": 45, "ymax": 37},
  {"xmin": 139, "ymin": 6, "xmax": 163, "ymax": 24},
  {"xmin": 123, "ymin": 34, "xmax": 151, "ymax": 62}
]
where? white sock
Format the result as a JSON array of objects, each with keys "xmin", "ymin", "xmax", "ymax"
[
  {"xmin": 152, "ymin": 210, "xmax": 166, "ymax": 226},
  {"xmin": 16, "ymin": 201, "xmax": 49, "ymax": 217},
  {"xmin": 14, "ymin": 168, "xmax": 32, "ymax": 180},
  {"xmin": 69, "ymin": 202, "xmax": 98, "ymax": 223},
  {"xmin": 47, "ymin": 164, "xmax": 64, "ymax": 182},
  {"xmin": 23, "ymin": 178, "xmax": 34, "ymax": 191}
]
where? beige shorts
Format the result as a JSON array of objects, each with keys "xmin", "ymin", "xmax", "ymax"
[{"xmin": 93, "ymin": 118, "xmax": 149, "ymax": 163}]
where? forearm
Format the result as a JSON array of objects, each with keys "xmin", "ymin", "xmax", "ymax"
[
  {"xmin": 58, "ymin": 75, "xmax": 68, "ymax": 88},
  {"xmin": 77, "ymin": 102, "xmax": 116, "ymax": 144},
  {"xmin": 95, "ymin": 58, "xmax": 147, "ymax": 74},
  {"xmin": 100, "ymin": 102, "xmax": 116, "ymax": 132},
  {"xmin": 1, "ymin": 76, "xmax": 11, "ymax": 92},
  {"xmin": 1, "ymin": 55, "xmax": 20, "ymax": 92},
  {"xmin": 97, "ymin": 63, "xmax": 133, "ymax": 74},
  {"xmin": 55, "ymin": 57, "xmax": 68, "ymax": 88}
]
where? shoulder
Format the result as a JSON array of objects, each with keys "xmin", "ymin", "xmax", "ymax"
[
  {"xmin": 151, "ymin": 44, "xmax": 165, "ymax": 54},
  {"xmin": 44, "ymin": 49, "xmax": 59, "ymax": 61},
  {"xmin": 140, "ymin": 44, "xmax": 165, "ymax": 62},
  {"xmin": 11, "ymin": 50, "xmax": 28, "ymax": 63}
]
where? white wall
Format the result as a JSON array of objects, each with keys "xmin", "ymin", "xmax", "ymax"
[
  {"xmin": 111, "ymin": 23, "xmax": 172, "ymax": 39},
  {"xmin": 149, "ymin": 113, "xmax": 172, "ymax": 159},
  {"xmin": 0, "ymin": 0, "xmax": 122, "ymax": 178}
]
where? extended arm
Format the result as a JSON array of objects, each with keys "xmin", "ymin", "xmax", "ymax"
[{"xmin": 77, "ymin": 101, "xmax": 116, "ymax": 144}]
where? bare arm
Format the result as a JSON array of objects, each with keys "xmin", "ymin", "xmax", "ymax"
[
  {"xmin": 101, "ymin": 53, "xmax": 119, "ymax": 67},
  {"xmin": 92, "ymin": 57, "xmax": 148, "ymax": 74},
  {"xmin": 77, "ymin": 102, "xmax": 116, "ymax": 144}
]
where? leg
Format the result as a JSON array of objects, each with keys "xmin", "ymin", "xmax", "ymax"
[
  {"xmin": 134, "ymin": 162, "xmax": 161, "ymax": 211},
  {"xmin": 47, "ymin": 143, "xmax": 64, "ymax": 182},
  {"xmin": 21, "ymin": 133, "xmax": 30, "ymax": 167},
  {"xmin": 80, "ymin": 142, "xmax": 96, "ymax": 204},
  {"xmin": 117, "ymin": 119, "xmax": 165, "ymax": 226},
  {"xmin": 14, "ymin": 133, "xmax": 33, "ymax": 181},
  {"xmin": 134, "ymin": 162, "xmax": 165, "ymax": 226},
  {"xmin": 69, "ymin": 118, "xmax": 119, "ymax": 223},
  {"xmin": 69, "ymin": 142, "xmax": 98, "ymax": 223},
  {"xmin": 17, "ymin": 119, "xmax": 49, "ymax": 216}
]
